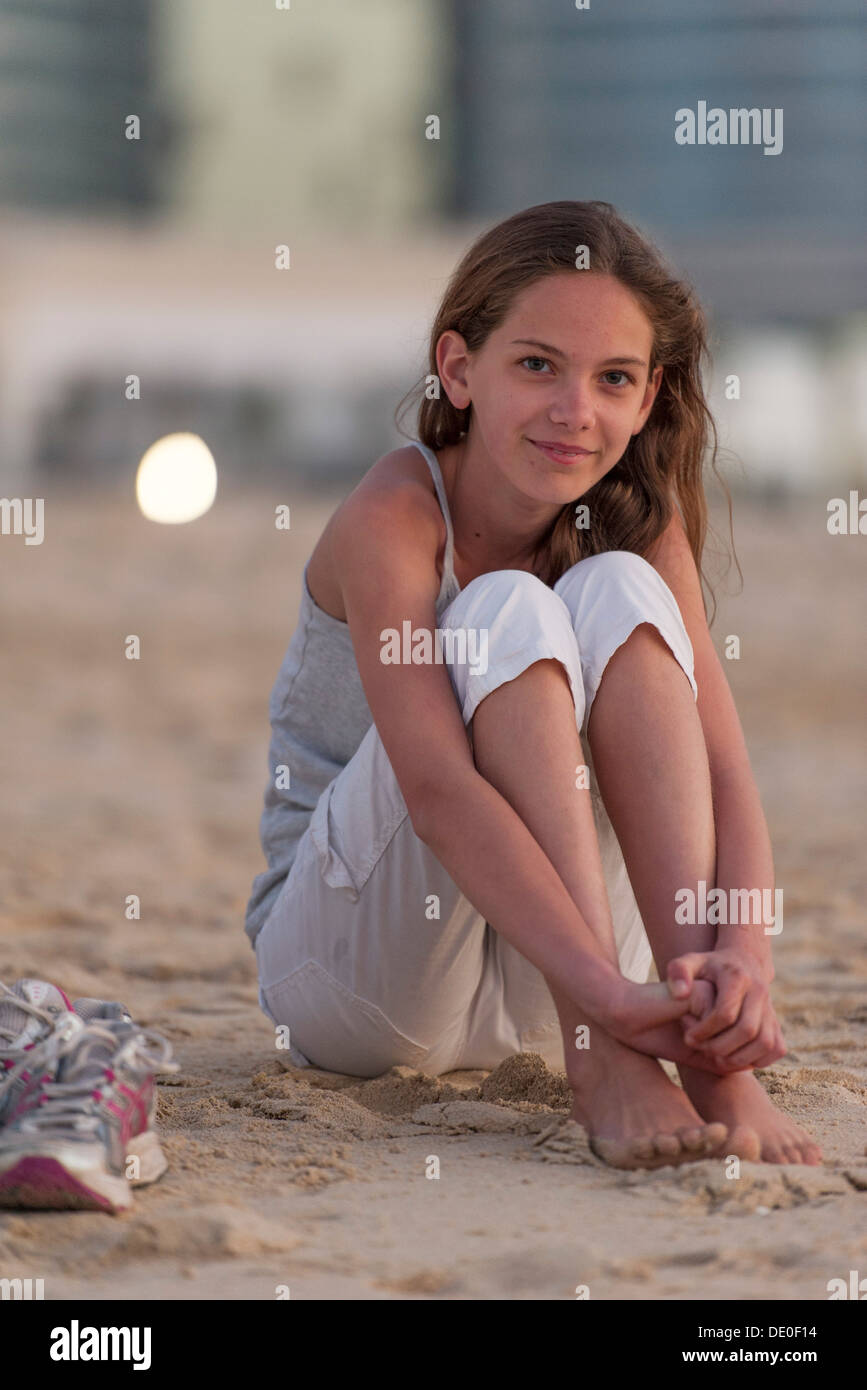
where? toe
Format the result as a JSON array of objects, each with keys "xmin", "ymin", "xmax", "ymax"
[
  {"xmin": 631, "ymin": 1135, "xmax": 657, "ymax": 1163},
  {"xmin": 588, "ymin": 1135, "xmax": 623, "ymax": 1168},
  {"xmin": 702, "ymin": 1122, "xmax": 728, "ymax": 1154},
  {"xmin": 726, "ymin": 1124, "xmax": 762, "ymax": 1162},
  {"xmin": 589, "ymin": 1135, "xmax": 636, "ymax": 1170},
  {"xmin": 793, "ymin": 1131, "xmax": 823, "ymax": 1166},
  {"xmin": 652, "ymin": 1132, "xmax": 682, "ymax": 1159},
  {"xmin": 678, "ymin": 1127, "xmax": 706, "ymax": 1152}
]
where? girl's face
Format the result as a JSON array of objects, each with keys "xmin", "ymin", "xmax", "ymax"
[{"xmin": 439, "ymin": 271, "xmax": 663, "ymax": 502}]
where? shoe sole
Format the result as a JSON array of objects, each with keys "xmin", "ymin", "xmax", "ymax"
[{"xmin": 0, "ymin": 1129, "xmax": 168, "ymax": 1214}]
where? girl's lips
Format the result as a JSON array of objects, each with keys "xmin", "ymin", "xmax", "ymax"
[{"xmin": 530, "ymin": 439, "xmax": 594, "ymax": 462}]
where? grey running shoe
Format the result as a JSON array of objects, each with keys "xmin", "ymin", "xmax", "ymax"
[{"xmin": 0, "ymin": 1013, "xmax": 179, "ymax": 1213}]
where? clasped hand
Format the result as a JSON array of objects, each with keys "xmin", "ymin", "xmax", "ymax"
[
  {"xmin": 666, "ymin": 948, "xmax": 786, "ymax": 1072},
  {"xmin": 607, "ymin": 948, "xmax": 787, "ymax": 1074}
]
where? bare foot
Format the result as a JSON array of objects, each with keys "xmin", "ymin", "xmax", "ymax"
[
  {"xmin": 678, "ymin": 1065, "xmax": 823, "ymax": 1166},
  {"xmin": 568, "ymin": 1034, "xmax": 728, "ymax": 1171}
]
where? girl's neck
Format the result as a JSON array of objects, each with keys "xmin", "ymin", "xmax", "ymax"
[{"xmin": 439, "ymin": 437, "xmax": 557, "ymax": 580}]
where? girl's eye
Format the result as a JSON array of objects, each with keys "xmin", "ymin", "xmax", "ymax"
[{"xmin": 519, "ymin": 358, "xmax": 636, "ymax": 387}]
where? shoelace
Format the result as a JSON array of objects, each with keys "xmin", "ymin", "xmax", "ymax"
[
  {"xmin": 13, "ymin": 1023, "xmax": 179, "ymax": 1137},
  {"xmin": 0, "ymin": 980, "xmax": 59, "ymax": 1049},
  {"xmin": 0, "ymin": 1012, "xmax": 85, "ymax": 1109}
]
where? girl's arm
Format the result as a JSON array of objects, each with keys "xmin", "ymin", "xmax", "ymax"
[
  {"xmin": 646, "ymin": 510, "xmax": 775, "ymax": 983},
  {"xmin": 328, "ymin": 477, "xmax": 715, "ymax": 1059}
]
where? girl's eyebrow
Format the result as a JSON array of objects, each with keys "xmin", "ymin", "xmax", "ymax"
[{"xmin": 510, "ymin": 337, "xmax": 647, "ymax": 368}]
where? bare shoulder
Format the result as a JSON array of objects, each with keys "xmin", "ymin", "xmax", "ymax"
[
  {"xmin": 308, "ymin": 445, "xmax": 445, "ymax": 621},
  {"xmin": 352, "ymin": 444, "xmax": 443, "ymax": 516}
]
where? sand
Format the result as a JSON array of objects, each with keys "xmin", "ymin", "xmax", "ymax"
[{"xmin": 1, "ymin": 485, "xmax": 865, "ymax": 1300}]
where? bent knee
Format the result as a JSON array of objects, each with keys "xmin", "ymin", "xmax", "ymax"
[
  {"xmin": 556, "ymin": 549, "xmax": 660, "ymax": 591},
  {"xmin": 442, "ymin": 566, "xmax": 566, "ymax": 627},
  {"xmin": 555, "ymin": 549, "xmax": 683, "ymax": 617},
  {"xmin": 460, "ymin": 567, "xmax": 553, "ymax": 602}
]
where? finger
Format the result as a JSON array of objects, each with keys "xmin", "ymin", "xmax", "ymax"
[
  {"xmin": 684, "ymin": 973, "xmax": 750, "ymax": 1044},
  {"xmin": 626, "ymin": 981, "xmax": 694, "ymax": 1030},
  {"xmin": 685, "ymin": 979, "xmax": 715, "ymax": 1022},
  {"xmin": 714, "ymin": 1043, "xmax": 764, "ymax": 1072},
  {"xmin": 721, "ymin": 1024, "xmax": 788, "ymax": 1072},
  {"xmin": 680, "ymin": 987, "xmax": 715, "ymax": 1039},
  {"xmin": 681, "ymin": 1044, "xmax": 732, "ymax": 1076},
  {"xmin": 666, "ymin": 954, "xmax": 712, "ymax": 998},
  {"xmin": 691, "ymin": 991, "xmax": 765, "ymax": 1059}
]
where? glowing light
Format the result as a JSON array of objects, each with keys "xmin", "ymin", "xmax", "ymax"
[{"xmin": 135, "ymin": 433, "xmax": 217, "ymax": 524}]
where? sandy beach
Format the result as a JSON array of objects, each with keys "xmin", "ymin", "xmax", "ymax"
[{"xmin": 1, "ymin": 483, "xmax": 865, "ymax": 1301}]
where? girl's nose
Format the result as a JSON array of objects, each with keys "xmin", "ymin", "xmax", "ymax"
[{"xmin": 548, "ymin": 384, "xmax": 597, "ymax": 431}]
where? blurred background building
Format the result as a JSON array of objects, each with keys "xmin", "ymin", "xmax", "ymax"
[{"xmin": 0, "ymin": 0, "xmax": 864, "ymax": 494}]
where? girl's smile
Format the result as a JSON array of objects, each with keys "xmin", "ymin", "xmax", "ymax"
[{"xmin": 527, "ymin": 438, "xmax": 598, "ymax": 464}]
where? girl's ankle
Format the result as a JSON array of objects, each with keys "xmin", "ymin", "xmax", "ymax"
[{"xmin": 563, "ymin": 1026, "xmax": 640, "ymax": 1094}]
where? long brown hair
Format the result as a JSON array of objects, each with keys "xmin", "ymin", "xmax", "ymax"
[{"xmin": 394, "ymin": 200, "xmax": 738, "ymax": 623}]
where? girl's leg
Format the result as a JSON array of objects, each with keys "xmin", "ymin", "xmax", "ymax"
[
  {"xmin": 586, "ymin": 621, "xmax": 822, "ymax": 1165},
  {"xmin": 470, "ymin": 656, "xmax": 727, "ymax": 1169}
]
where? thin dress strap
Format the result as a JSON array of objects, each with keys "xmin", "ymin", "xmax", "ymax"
[{"xmin": 410, "ymin": 440, "xmax": 460, "ymax": 602}]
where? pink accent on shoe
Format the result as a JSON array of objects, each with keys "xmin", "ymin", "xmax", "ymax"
[
  {"xmin": 0, "ymin": 1155, "xmax": 115, "ymax": 1212},
  {"xmin": 105, "ymin": 1098, "xmax": 134, "ymax": 1147},
  {"xmin": 106, "ymin": 1081, "xmax": 148, "ymax": 1148},
  {"xmin": 116, "ymin": 1079, "xmax": 151, "ymax": 1140}
]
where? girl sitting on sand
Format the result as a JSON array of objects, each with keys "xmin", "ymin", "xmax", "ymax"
[{"xmin": 245, "ymin": 199, "xmax": 822, "ymax": 1171}]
